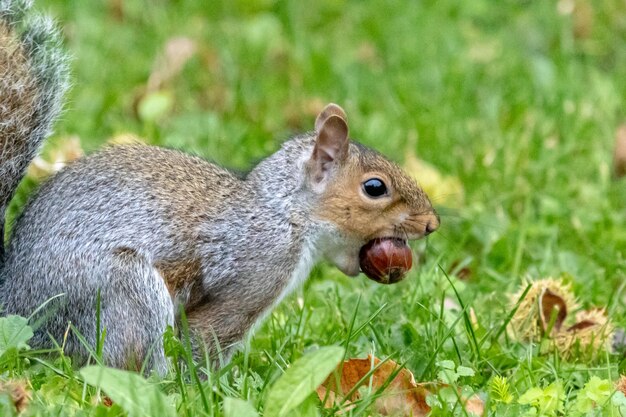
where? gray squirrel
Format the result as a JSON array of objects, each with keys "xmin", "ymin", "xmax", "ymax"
[{"xmin": 0, "ymin": 0, "xmax": 439, "ymax": 373}]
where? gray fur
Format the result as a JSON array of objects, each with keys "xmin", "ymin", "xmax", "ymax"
[{"xmin": 0, "ymin": 139, "xmax": 332, "ymax": 370}]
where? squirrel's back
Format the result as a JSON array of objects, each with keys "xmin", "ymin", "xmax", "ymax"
[{"xmin": 4, "ymin": 144, "xmax": 245, "ymax": 277}]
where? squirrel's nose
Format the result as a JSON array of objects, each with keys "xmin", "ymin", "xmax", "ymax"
[{"xmin": 424, "ymin": 212, "xmax": 440, "ymax": 236}]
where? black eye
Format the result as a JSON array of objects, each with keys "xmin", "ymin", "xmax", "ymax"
[{"xmin": 362, "ymin": 178, "xmax": 387, "ymax": 198}]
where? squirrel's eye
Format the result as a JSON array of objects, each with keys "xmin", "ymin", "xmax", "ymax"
[{"xmin": 362, "ymin": 178, "xmax": 387, "ymax": 198}]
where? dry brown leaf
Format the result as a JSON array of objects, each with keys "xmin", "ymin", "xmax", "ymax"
[
  {"xmin": 464, "ymin": 393, "xmax": 485, "ymax": 416},
  {"xmin": 317, "ymin": 356, "xmax": 486, "ymax": 416},
  {"xmin": 28, "ymin": 135, "xmax": 84, "ymax": 179},
  {"xmin": 107, "ymin": 133, "xmax": 145, "ymax": 146},
  {"xmin": 0, "ymin": 380, "xmax": 31, "ymax": 413},
  {"xmin": 572, "ymin": 0, "xmax": 594, "ymax": 39},
  {"xmin": 557, "ymin": 0, "xmax": 574, "ymax": 15},
  {"xmin": 107, "ymin": 0, "xmax": 124, "ymax": 21},
  {"xmin": 132, "ymin": 37, "xmax": 197, "ymax": 121},
  {"xmin": 616, "ymin": 375, "xmax": 626, "ymax": 396},
  {"xmin": 540, "ymin": 288, "xmax": 568, "ymax": 334},
  {"xmin": 356, "ymin": 42, "xmax": 383, "ymax": 70},
  {"xmin": 448, "ymin": 259, "xmax": 472, "ymax": 281},
  {"xmin": 284, "ymin": 97, "xmax": 326, "ymax": 130},
  {"xmin": 403, "ymin": 151, "xmax": 464, "ymax": 208},
  {"xmin": 317, "ymin": 355, "xmax": 431, "ymax": 416},
  {"xmin": 556, "ymin": 0, "xmax": 594, "ymax": 38},
  {"xmin": 614, "ymin": 124, "xmax": 626, "ymax": 179},
  {"xmin": 147, "ymin": 37, "xmax": 197, "ymax": 92}
]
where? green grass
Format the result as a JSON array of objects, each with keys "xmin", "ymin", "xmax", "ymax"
[{"xmin": 3, "ymin": 0, "xmax": 626, "ymax": 415}]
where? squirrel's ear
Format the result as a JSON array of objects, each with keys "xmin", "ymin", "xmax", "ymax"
[
  {"xmin": 315, "ymin": 103, "xmax": 348, "ymax": 132},
  {"xmin": 310, "ymin": 114, "xmax": 349, "ymax": 184}
]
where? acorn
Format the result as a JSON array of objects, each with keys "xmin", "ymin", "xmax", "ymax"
[{"xmin": 359, "ymin": 238, "xmax": 413, "ymax": 284}]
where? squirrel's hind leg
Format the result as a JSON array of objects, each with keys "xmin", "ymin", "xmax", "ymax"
[
  {"xmin": 185, "ymin": 300, "xmax": 258, "ymax": 369},
  {"xmin": 93, "ymin": 247, "xmax": 174, "ymax": 375}
]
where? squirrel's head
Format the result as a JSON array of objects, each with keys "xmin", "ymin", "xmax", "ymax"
[{"xmin": 305, "ymin": 104, "xmax": 439, "ymax": 278}]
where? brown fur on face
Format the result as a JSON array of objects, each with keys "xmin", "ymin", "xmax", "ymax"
[{"xmin": 315, "ymin": 142, "xmax": 439, "ymax": 243}]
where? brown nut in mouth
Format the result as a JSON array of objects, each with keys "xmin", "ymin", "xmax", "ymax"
[{"xmin": 358, "ymin": 238, "xmax": 413, "ymax": 284}]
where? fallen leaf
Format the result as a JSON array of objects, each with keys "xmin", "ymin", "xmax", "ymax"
[
  {"xmin": 133, "ymin": 37, "xmax": 197, "ymax": 122},
  {"xmin": 318, "ymin": 356, "xmax": 486, "ymax": 416},
  {"xmin": 572, "ymin": 0, "xmax": 594, "ymax": 39},
  {"xmin": 464, "ymin": 393, "xmax": 485, "ymax": 416},
  {"xmin": 284, "ymin": 97, "xmax": 326, "ymax": 130},
  {"xmin": 356, "ymin": 42, "xmax": 383, "ymax": 70},
  {"xmin": 27, "ymin": 135, "xmax": 83, "ymax": 178},
  {"xmin": 147, "ymin": 37, "xmax": 197, "ymax": 92},
  {"xmin": 403, "ymin": 152, "xmax": 464, "ymax": 208},
  {"xmin": 107, "ymin": 0, "xmax": 124, "ymax": 21},
  {"xmin": 0, "ymin": 380, "xmax": 31, "ymax": 413},
  {"xmin": 557, "ymin": 0, "xmax": 574, "ymax": 15},
  {"xmin": 614, "ymin": 124, "xmax": 626, "ymax": 179},
  {"xmin": 616, "ymin": 375, "xmax": 626, "ymax": 396},
  {"xmin": 317, "ymin": 355, "xmax": 431, "ymax": 416},
  {"xmin": 107, "ymin": 133, "xmax": 145, "ymax": 146},
  {"xmin": 448, "ymin": 259, "xmax": 472, "ymax": 280}
]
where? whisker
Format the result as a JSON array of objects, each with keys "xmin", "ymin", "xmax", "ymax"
[
  {"xmin": 426, "ymin": 229, "xmax": 455, "ymax": 245},
  {"xmin": 400, "ymin": 224, "xmax": 409, "ymax": 240},
  {"xmin": 429, "ymin": 192, "xmax": 464, "ymax": 203},
  {"xmin": 404, "ymin": 218, "xmax": 428, "ymax": 225},
  {"xmin": 408, "ymin": 208, "xmax": 439, "ymax": 217},
  {"xmin": 430, "ymin": 209, "xmax": 510, "ymax": 231},
  {"xmin": 437, "ymin": 215, "xmax": 508, "ymax": 231},
  {"xmin": 403, "ymin": 219, "xmax": 429, "ymax": 230},
  {"xmin": 398, "ymin": 224, "xmax": 410, "ymax": 243}
]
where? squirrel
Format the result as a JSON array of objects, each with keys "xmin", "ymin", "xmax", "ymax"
[{"xmin": 0, "ymin": 0, "xmax": 439, "ymax": 374}]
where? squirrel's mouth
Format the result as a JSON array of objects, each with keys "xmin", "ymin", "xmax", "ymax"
[{"xmin": 358, "ymin": 238, "xmax": 412, "ymax": 284}]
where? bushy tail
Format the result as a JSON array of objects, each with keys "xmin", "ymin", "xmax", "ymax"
[{"xmin": 0, "ymin": 0, "xmax": 69, "ymax": 262}]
